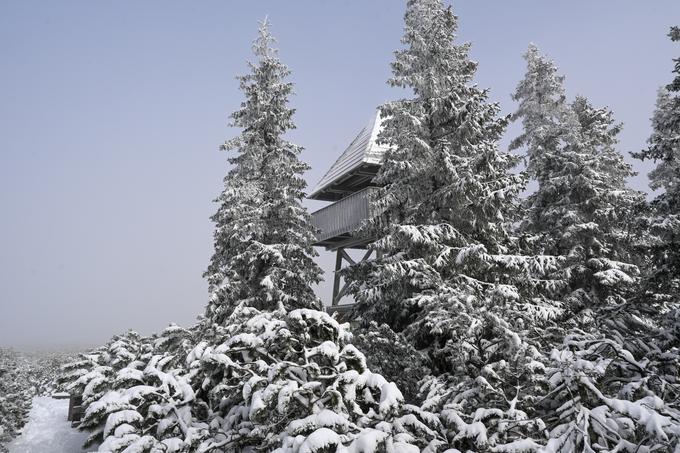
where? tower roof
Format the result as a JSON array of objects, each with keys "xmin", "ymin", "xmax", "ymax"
[{"xmin": 308, "ymin": 111, "xmax": 388, "ymax": 201}]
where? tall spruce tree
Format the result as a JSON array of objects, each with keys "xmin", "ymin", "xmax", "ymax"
[
  {"xmin": 190, "ymin": 20, "xmax": 443, "ymax": 453},
  {"xmin": 512, "ymin": 45, "xmax": 680, "ymax": 452},
  {"xmin": 634, "ymin": 27, "xmax": 680, "ymax": 312},
  {"xmin": 630, "ymin": 29, "xmax": 680, "ymax": 416},
  {"xmin": 347, "ymin": 0, "xmax": 562, "ymax": 369},
  {"xmin": 346, "ymin": 1, "xmax": 564, "ymax": 449},
  {"xmin": 511, "ymin": 45, "xmax": 644, "ymax": 318},
  {"xmin": 204, "ymin": 20, "xmax": 322, "ymax": 326}
]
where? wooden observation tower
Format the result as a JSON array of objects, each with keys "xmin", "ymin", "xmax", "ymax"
[{"xmin": 308, "ymin": 111, "xmax": 387, "ymax": 316}]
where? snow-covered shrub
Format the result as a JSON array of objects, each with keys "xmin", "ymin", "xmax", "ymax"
[
  {"xmin": 57, "ymin": 327, "xmax": 196, "ymax": 450},
  {"xmin": 59, "ymin": 330, "xmax": 150, "ymax": 409},
  {"xmin": 191, "ymin": 303, "xmax": 443, "ymax": 452},
  {"xmin": 75, "ymin": 324, "xmax": 207, "ymax": 452},
  {"xmin": 0, "ymin": 349, "xmax": 34, "ymax": 452},
  {"xmin": 540, "ymin": 332, "xmax": 680, "ymax": 452},
  {"xmin": 69, "ymin": 307, "xmax": 447, "ymax": 452},
  {"xmin": 418, "ymin": 317, "xmax": 550, "ymax": 451},
  {"xmin": 72, "ymin": 309, "xmax": 445, "ymax": 452},
  {"xmin": 33, "ymin": 351, "xmax": 76, "ymax": 396},
  {"xmin": 351, "ymin": 322, "xmax": 430, "ymax": 404}
]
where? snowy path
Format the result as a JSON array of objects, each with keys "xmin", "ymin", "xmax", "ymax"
[{"xmin": 8, "ymin": 397, "xmax": 90, "ymax": 453}]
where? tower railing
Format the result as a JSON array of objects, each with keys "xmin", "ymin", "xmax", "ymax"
[{"xmin": 310, "ymin": 186, "xmax": 379, "ymax": 243}]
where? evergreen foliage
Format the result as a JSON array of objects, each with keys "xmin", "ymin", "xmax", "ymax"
[
  {"xmin": 0, "ymin": 349, "xmax": 72, "ymax": 452},
  {"xmin": 510, "ymin": 43, "xmax": 680, "ymax": 452},
  {"xmin": 203, "ymin": 20, "xmax": 322, "ymax": 326},
  {"xmin": 539, "ymin": 331, "xmax": 680, "ymax": 452},
  {"xmin": 351, "ymin": 323, "xmax": 430, "ymax": 404},
  {"xmin": 46, "ymin": 7, "xmax": 680, "ymax": 453},
  {"xmin": 190, "ymin": 304, "xmax": 443, "ymax": 452},
  {"xmin": 633, "ymin": 27, "xmax": 680, "ymax": 308},
  {"xmin": 342, "ymin": 0, "xmax": 566, "ymax": 449},
  {"xmin": 70, "ymin": 326, "xmax": 201, "ymax": 451},
  {"xmin": 188, "ymin": 20, "xmax": 442, "ymax": 453},
  {"xmin": 345, "ymin": 0, "xmax": 560, "ymax": 367},
  {"xmin": 511, "ymin": 45, "xmax": 645, "ymax": 313},
  {"xmin": 0, "ymin": 349, "xmax": 34, "ymax": 452},
  {"xmin": 59, "ymin": 330, "xmax": 150, "ymax": 409}
]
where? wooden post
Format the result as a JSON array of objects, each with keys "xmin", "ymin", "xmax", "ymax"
[
  {"xmin": 68, "ymin": 394, "xmax": 83, "ymax": 422},
  {"xmin": 330, "ymin": 248, "xmax": 376, "ymax": 307},
  {"xmin": 332, "ymin": 248, "xmax": 343, "ymax": 307}
]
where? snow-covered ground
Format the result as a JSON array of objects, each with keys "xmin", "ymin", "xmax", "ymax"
[{"xmin": 8, "ymin": 397, "xmax": 90, "ymax": 453}]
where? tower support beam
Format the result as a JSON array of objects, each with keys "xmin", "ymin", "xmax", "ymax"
[{"xmin": 330, "ymin": 247, "xmax": 375, "ymax": 306}]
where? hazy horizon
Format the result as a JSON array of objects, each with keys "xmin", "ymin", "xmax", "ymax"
[{"xmin": 1, "ymin": 1, "xmax": 678, "ymax": 351}]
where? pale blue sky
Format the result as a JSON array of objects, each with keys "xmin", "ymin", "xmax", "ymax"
[{"xmin": 1, "ymin": 1, "xmax": 677, "ymax": 349}]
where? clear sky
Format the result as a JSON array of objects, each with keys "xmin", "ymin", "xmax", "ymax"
[{"xmin": 1, "ymin": 1, "xmax": 678, "ymax": 350}]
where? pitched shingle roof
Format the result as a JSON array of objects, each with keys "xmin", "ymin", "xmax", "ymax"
[{"xmin": 308, "ymin": 111, "xmax": 387, "ymax": 200}]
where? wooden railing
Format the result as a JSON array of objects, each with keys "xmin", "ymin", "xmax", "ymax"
[{"xmin": 311, "ymin": 187, "xmax": 379, "ymax": 243}]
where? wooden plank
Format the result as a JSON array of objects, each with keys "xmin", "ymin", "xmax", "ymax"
[
  {"xmin": 331, "ymin": 249, "xmax": 343, "ymax": 307},
  {"xmin": 322, "ymin": 238, "xmax": 368, "ymax": 251},
  {"xmin": 325, "ymin": 303, "xmax": 355, "ymax": 321},
  {"xmin": 326, "ymin": 235, "xmax": 375, "ymax": 251},
  {"xmin": 71, "ymin": 406, "xmax": 85, "ymax": 424},
  {"xmin": 340, "ymin": 249, "xmax": 356, "ymax": 265},
  {"xmin": 333, "ymin": 283, "xmax": 349, "ymax": 305}
]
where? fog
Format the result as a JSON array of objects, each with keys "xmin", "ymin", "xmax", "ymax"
[{"xmin": 1, "ymin": 0, "xmax": 677, "ymax": 350}]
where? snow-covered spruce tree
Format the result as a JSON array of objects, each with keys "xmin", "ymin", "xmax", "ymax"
[
  {"xmin": 60, "ymin": 328, "xmax": 200, "ymax": 451},
  {"xmin": 344, "ymin": 1, "xmax": 565, "ymax": 449},
  {"xmin": 190, "ymin": 20, "xmax": 445, "ymax": 453},
  {"xmin": 203, "ymin": 19, "xmax": 322, "ymax": 327},
  {"xmin": 75, "ymin": 324, "xmax": 206, "ymax": 452},
  {"xmin": 511, "ymin": 45, "xmax": 645, "ymax": 322},
  {"xmin": 189, "ymin": 304, "xmax": 445, "ymax": 452},
  {"xmin": 59, "ymin": 330, "xmax": 150, "ymax": 411},
  {"xmin": 633, "ymin": 27, "xmax": 680, "ymax": 325},
  {"xmin": 511, "ymin": 46, "xmax": 680, "ymax": 452}
]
